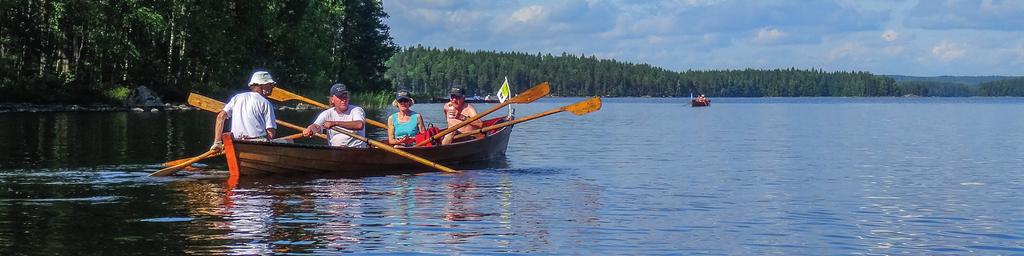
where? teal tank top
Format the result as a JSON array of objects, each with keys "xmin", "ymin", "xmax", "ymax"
[{"xmin": 390, "ymin": 112, "xmax": 420, "ymax": 138}]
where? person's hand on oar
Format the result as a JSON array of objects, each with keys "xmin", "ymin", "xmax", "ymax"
[{"xmin": 209, "ymin": 141, "xmax": 224, "ymax": 151}]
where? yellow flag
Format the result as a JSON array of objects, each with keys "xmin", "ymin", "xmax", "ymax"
[{"xmin": 497, "ymin": 76, "xmax": 511, "ymax": 103}]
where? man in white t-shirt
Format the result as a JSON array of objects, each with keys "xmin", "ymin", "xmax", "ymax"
[
  {"xmin": 302, "ymin": 83, "xmax": 367, "ymax": 148},
  {"xmin": 209, "ymin": 71, "xmax": 278, "ymax": 150}
]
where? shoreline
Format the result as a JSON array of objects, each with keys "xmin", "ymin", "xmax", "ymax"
[{"xmin": 0, "ymin": 103, "xmax": 195, "ymax": 113}]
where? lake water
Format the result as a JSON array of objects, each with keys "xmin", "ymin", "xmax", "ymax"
[{"xmin": 1, "ymin": 97, "xmax": 1023, "ymax": 255}]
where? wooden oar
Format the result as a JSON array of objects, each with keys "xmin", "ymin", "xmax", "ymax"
[
  {"xmin": 453, "ymin": 97, "xmax": 602, "ymax": 140},
  {"xmin": 415, "ymin": 82, "xmax": 550, "ymax": 146},
  {"xmin": 161, "ymin": 133, "xmax": 305, "ymax": 167},
  {"xmin": 268, "ymin": 87, "xmax": 387, "ymax": 129},
  {"xmin": 188, "ymin": 93, "xmax": 328, "ymax": 139},
  {"xmin": 322, "ymin": 126, "xmax": 459, "ymax": 173},
  {"xmin": 150, "ymin": 149, "xmax": 220, "ymax": 176},
  {"xmin": 162, "ymin": 152, "xmax": 225, "ymax": 167},
  {"xmin": 191, "ymin": 92, "xmax": 458, "ymax": 174}
]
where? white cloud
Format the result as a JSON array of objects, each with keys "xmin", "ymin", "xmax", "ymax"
[
  {"xmin": 882, "ymin": 29, "xmax": 899, "ymax": 41},
  {"xmin": 754, "ymin": 27, "xmax": 785, "ymax": 44},
  {"xmin": 510, "ymin": 5, "xmax": 546, "ymax": 23},
  {"xmin": 932, "ymin": 41, "xmax": 967, "ymax": 62}
]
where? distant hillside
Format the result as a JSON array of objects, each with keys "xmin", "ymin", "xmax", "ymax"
[
  {"xmin": 886, "ymin": 75, "xmax": 1018, "ymax": 86},
  {"xmin": 976, "ymin": 77, "xmax": 1024, "ymax": 96}
]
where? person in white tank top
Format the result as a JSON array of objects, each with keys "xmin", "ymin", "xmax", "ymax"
[{"xmin": 209, "ymin": 71, "xmax": 278, "ymax": 151}]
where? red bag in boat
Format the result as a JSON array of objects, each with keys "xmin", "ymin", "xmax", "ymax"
[{"xmin": 415, "ymin": 125, "xmax": 441, "ymax": 146}]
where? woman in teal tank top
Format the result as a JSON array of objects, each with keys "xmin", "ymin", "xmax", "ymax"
[{"xmin": 388, "ymin": 90, "xmax": 426, "ymax": 146}]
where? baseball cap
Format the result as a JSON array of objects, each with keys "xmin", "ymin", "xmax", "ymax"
[
  {"xmin": 396, "ymin": 90, "xmax": 412, "ymax": 101},
  {"xmin": 449, "ymin": 87, "xmax": 465, "ymax": 97},
  {"xmin": 330, "ymin": 83, "xmax": 349, "ymax": 97}
]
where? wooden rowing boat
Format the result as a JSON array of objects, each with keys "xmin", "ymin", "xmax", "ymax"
[{"xmin": 221, "ymin": 117, "xmax": 513, "ymax": 176}]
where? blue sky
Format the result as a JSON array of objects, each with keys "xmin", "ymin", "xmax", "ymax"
[{"xmin": 381, "ymin": 0, "xmax": 1024, "ymax": 76}]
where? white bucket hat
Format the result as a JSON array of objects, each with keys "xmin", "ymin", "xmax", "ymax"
[{"xmin": 248, "ymin": 71, "xmax": 275, "ymax": 86}]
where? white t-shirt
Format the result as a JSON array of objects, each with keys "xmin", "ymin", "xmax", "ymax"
[
  {"xmin": 223, "ymin": 92, "xmax": 277, "ymax": 139},
  {"xmin": 313, "ymin": 106, "xmax": 367, "ymax": 148}
]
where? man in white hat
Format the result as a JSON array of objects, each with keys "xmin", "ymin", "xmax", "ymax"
[
  {"xmin": 302, "ymin": 83, "xmax": 367, "ymax": 148},
  {"xmin": 210, "ymin": 71, "xmax": 278, "ymax": 150}
]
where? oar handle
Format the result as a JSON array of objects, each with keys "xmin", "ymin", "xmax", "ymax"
[{"xmin": 275, "ymin": 121, "xmax": 328, "ymax": 139}]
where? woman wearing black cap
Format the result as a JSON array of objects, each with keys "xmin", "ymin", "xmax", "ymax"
[{"xmin": 387, "ymin": 90, "xmax": 426, "ymax": 146}]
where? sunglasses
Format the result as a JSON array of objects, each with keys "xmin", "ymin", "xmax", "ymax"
[{"xmin": 397, "ymin": 98, "xmax": 412, "ymax": 103}]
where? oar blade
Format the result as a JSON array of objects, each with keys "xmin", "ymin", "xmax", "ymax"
[
  {"xmin": 506, "ymin": 82, "xmax": 550, "ymax": 104},
  {"xmin": 564, "ymin": 97, "xmax": 602, "ymax": 115},
  {"xmin": 188, "ymin": 93, "xmax": 226, "ymax": 112}
]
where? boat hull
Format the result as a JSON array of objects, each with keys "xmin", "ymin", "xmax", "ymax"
[
  {"xmin": 691, "ymin": 99, "xmax": 711, "ymax": 107},
  {"xmin": 223, "ymin": 123, "xmax": 512, "ymax": 176}
]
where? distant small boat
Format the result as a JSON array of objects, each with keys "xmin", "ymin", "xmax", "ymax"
[{"xmin": 691, "ymin": 99, "xmax": 711, "ymax": 107}]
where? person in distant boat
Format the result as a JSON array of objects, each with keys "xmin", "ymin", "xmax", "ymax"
[
  {"xmin": 387, "ymin": 90, "xmax": 426, "ymax": 147},
  {"xmin": 441, "ymin": 87, "xmax": 483, "ymax": 145},
  {"xmin": 697, "ymin": 94, "xmax": 708, "ymax": 103},
  {"xmin": 302, "ymin": 83, "xmax": 367, "ymax": 148},
  {"xmin": 209, "ymin": 71, "xmax": 278, "ymax": 151}
]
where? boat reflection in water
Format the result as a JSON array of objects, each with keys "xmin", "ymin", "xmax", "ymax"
[{"xmin": 169, "ymin": 157, "xmax": 514, "ymax": 254}]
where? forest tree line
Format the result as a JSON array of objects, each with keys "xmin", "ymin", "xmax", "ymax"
[
  {"xmin": 385, "ymin": 46, "xmax": 903, "ymax": 98},
  {"xmin": 896, "ymin": 78, "xmax": 1024, "ymax": 97},
  {"xmin": 385, "ymin": 46, "xmax": 1023, "ymax": 98},
  {"xmin": 0, "ymin": 0, "xmax": 397, "ymax": 104}
]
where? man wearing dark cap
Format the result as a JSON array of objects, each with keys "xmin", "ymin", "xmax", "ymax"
[
  {"xmin": 441, "ymin": 87, "xmax": 482, "ymax": 145},
  {"xmin": 302, "ymin": 83, "xmax": 367, "ymax": 148}
]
